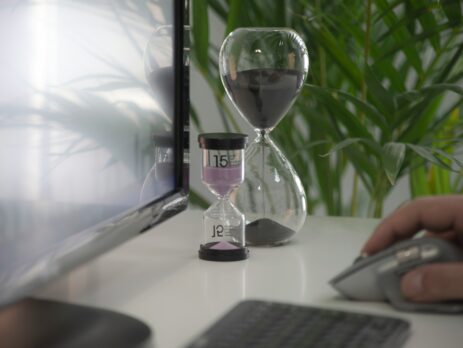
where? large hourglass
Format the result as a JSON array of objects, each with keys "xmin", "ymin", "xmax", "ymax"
[{"xmin": 220, "ymin": 28, "xmax": 309, "ymax": 246}]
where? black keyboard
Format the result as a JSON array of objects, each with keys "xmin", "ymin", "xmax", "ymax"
[{"xmin": 186, "ymin": 300, "xmax": 410, "ymax": 348}]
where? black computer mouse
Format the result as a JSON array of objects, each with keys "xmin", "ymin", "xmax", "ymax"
[{"xmin": 330, "ymin": 237, "xmax": 463, "ymax": 313}]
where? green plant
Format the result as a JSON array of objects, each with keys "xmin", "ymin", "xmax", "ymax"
[{"xmin": 190, "ymin": 0, "xmax": 463, "ymax": 217}]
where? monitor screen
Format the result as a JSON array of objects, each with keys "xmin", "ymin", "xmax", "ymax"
[{"xmin": 0, "ymin": 0, "xmax": 188, "ymax": 305}]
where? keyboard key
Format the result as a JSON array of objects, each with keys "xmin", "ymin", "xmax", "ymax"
[{"xmin": 186, "ymin": 300, "xmax": 410, "ymax": 348}]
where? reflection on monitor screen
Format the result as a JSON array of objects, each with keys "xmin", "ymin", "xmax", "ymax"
[{"xmin": 0, "ymin": 0, "xmax": 188, "ymax": 304}]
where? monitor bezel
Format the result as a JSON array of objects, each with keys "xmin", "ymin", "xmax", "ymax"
[{"xmin": 0, "ymin": 0, "xmax": 189, "ymax": 306}]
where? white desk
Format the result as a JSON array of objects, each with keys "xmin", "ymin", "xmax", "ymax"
[{"xmin": 36, "ymin": 209, "xmax": 463, "ymax": 348}]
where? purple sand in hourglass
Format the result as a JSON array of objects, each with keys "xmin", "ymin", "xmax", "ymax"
[
  {"xmin": 222, "ymin": 68, "xmax": 304, "ymax": 129},
  {"xmin": 202, "ymin": 165, "xmax": 243, "ymax": 196},
  {"xmin": 208, "ymin": 241, "xmax": 240, "ymax": 250}
]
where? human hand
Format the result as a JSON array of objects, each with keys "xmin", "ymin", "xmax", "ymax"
[{"xmin": 361, "ymin": 195, "xmax": 463, "ymax": 302}]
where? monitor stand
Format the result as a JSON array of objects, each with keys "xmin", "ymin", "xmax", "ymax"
[{"xmin": 0, "ymin": 298, "xmax": 153, "ymax": 348}]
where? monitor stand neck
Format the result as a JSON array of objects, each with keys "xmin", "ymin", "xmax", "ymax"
[{"xmin": 0, "ymin": 298, "xmax": 153, "ymax": 348}]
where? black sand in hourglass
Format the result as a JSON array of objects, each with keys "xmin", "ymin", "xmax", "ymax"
[
  {"xmin": 223, "ymin": 68, "xmax": 303, "ymax": 245},
  {"xmin": 222, "ymin": 68, "xmax": 304, "ymax": 129},
  {"xmin": 246, "ymin": 218, "xmax": 296, "ymax": 245}
]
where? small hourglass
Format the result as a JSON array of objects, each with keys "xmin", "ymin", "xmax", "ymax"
[
  {"xmin": 198, "ymin": 133, "xmax": 249, "ymax": 261},
  {"xmin": 220, "ymin": 28, "xmax": 309, "ymax": 246},
  {"xmin": 139, "ymin": 134, "xmax": 174, "ymax": 203}
]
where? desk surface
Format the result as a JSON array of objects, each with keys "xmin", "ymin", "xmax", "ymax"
[{"xmin": 36, "ymin": 209, "xmax": 463, "ymax": 348}]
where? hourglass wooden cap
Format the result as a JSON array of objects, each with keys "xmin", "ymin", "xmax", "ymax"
[{"xmin": 198, "ymin": 133, "xmax": 248, "ymax": 150}]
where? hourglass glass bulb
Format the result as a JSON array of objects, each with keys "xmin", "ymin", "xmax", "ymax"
[
  {"xmin": 198, "ymin": 133, "xmax": 249, "ymax": 261},
  {"xmin": 220, "ymin": 28, "xmax": 309, "ymax": 246},
  {"xmin": 220, "ymin": 28, "xmax": 309, "ymax": 131}
]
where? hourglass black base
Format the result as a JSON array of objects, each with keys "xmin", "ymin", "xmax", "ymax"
[{"xmin": 199, "ymin": 242, "xmax": 249, "ymax": 262}]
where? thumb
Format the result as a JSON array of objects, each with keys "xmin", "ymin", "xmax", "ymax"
[{"xmin": 401, "ymin": 263, "xmax": 463, "ymax": 302}]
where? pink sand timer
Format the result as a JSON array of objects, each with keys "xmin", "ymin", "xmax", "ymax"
[{"xmin": 198, "ymin": 133, "xmax": 248, "ymax": 261}]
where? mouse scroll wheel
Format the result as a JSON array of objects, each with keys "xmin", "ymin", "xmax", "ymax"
[{"xmin": 396, "ymin": 246, "xmax": 420, "ymax": 263}]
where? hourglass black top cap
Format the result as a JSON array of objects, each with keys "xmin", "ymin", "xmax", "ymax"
[{"xmin": 198, "ymin": 133, "xmax": 248, "ymax": 150}]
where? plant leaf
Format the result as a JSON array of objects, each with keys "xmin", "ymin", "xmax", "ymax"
[
  {"xmin": 333, "ymin": 89, "xmax": 391, "ymax": 136},
  {"xmin": 413, "ymin": 0, "xmax": 441, "ymax": 51},
  {"xmin": 189, "ymin": 189, "xmax": 210, "ymax": 208},
  {"xmin": 288, "ymin": 140, "xmax": 331, "ymax": 160},
  {"xmin": 304, "ymin": 85, "xmax": 376, "ymax": 142},
  {"xmin": 396, "ymin": 83, "xmax": 462, "ymax": 142},
  {"xmin": 365, "ymin": 66, "xmax": 397, "ymax": 119},
  {"xmin": 375, "ymin": 0, "xmax": 424, "ymax": 74},
  {"xmin": 435, "ymin": 44, "xmax": 463, "ymax": 83},
  {"xmin": 208, "ymin": 0, "xmax": 228, "ymax": 20},
  {"xmin": 396, "ymin": 83, "xmax": 462, "ymax": 108},
  {"xmin": 376, "ymin": 22, "xmax": 453, "ymax": 67},
  {"xmin": 421, "ymin": 84, "xmax": 463, "ymax": 96},
  {"xmin": 431, "ymin": 148, "xmax": 463, "ymax": 167},
  {"xmin": 406, "ymin": 144, "xmax": 453, "ymax": 170},
  {"xmin": 189, "ymin": 105, "xmax": 203, "ymax": 133},
  {"xmin": 225, "ymin": 0, "xmax": 245, "ymax": 35},
  {"xmin": 306, "ymin": 27, "xmax": 362, "ymax": 89},
  {"xmin": 441, "ymin": 0, "xmax": 462, "ymax": 26},
  {"xmin": 397, "ymin": 95, "xmax": 443, "ymax": 142},
  {"xmin": 432, "ymin": 165, "xmax": 452, "ymax": 194},
  {"xmin": 410, "ymin": 157, "xmax": 432, "ymax": 197},
  {"xmin": 321, "ymin": 138, "xmax": 364, "ymax": 157},
  {"xmin": 192, "ymin": 0, "xmax": 209, "ymax": 70},
  {"xmin": 382, "ymin": 142, "xmax": 406, "ymax": 185}
]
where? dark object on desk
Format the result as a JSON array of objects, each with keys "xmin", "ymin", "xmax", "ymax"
[
  {"xmin": 0, "ymin": 0, "xmax": 188, "ymax": 346},
  {"xmin": 330, "ymin": 237, "xmax": 463, "ymax": 313},
  {"xmin": 199, "ymin": 242, "xmax": 249, "ymax": 261},
  {"xmin": 186, "ymin": 299, "xmax": 410, "ymax": 348},
  {"xmin": 0, "ymin": 0, "xmax": 188, "ymax": 306},
  {"xmin": 246, "ymin": 218, "xmax": 296, "ymax": 245},
  {"xmin": 0, "ymin": 298, "xmax": 152, "ymax": 348}
]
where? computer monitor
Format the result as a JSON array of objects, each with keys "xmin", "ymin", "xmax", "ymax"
[{"xmin": 0, "ymin": 0, "xmax": 188, "ymax": 336}]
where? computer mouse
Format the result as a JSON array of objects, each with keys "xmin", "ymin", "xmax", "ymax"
[{"xmin": 330, "ymin": 237, "xmax": 463, "ymax": 313}]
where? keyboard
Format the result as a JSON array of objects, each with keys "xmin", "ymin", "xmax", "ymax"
[{"xmin": 186, "ymin": 300, "xmax": 410, "ymax": 348}]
